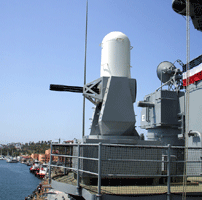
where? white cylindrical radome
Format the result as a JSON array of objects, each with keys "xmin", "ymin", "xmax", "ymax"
[{"xmin": 100, "ymin": 31, "xmax": 131, "ymax": 78}]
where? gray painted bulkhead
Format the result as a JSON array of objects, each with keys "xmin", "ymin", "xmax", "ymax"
[
  {"xmin": 186, "ymin": 80, "xmax": 202, "ymax": 175},
  {"xmin": 188, "ymin": 80, "xmax": 202, "ymax": 143},
  {"xmin": 139, "ymin": 90, "xmax": 184, "ymax": 146}
]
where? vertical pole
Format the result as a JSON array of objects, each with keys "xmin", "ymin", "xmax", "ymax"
[
  {"xmin": 64, "ymin": 147, "xmax": 67, "ymax": 174},
  {"xmin": 82, "ymin": 0, "xmax": 88, "ymax": 138},
  {"xmin": 97, "ymin": 143, "xmax": 102, "ymax": 200},
  {"xmin": 183, "ymin": 1, "xmax": 190, "ymax": 200},
  {"xmin": 70, "ymin": 145, "xmax": 72, "ymax": 169},
  {"xmin": 49, "ymin": 142, "xmax": 53, "ymax": 184},
  {"xmin": 77, "ymin": 144, "xmax": 81, "ymax": 195},
  {"xmin": 167, "ymin": 144, "xmax": 171, "ymax": 200},
  {"xmin": 82, "ymin": 97, "xmax": 86, "ymax": 138}
]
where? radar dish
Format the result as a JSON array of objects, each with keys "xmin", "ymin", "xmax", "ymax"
[{"xmin": 157, "ymin": 61, "xmax": 176, "ymax": 83}]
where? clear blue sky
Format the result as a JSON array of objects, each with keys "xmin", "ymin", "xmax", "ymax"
[{"xmin": 0, "ymin": 0, "xmax": 201, "ymax": 144}]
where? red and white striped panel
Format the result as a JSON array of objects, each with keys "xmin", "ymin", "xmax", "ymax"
[{"xmin": 183, "ymin": 63, "xmax": 202, "ymax": 86}]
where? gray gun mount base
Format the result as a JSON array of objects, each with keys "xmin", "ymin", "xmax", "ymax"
[
  {"xmin": 84, "ymin": 76, "xmax": 137, "ymax": 138},
  {"xmin": 72, "ymin": 140, "xmax": 162, "ymax": 187},
  {"xmin": 80, "ymin": 135, "xmax": 161, "ymax": 145}
]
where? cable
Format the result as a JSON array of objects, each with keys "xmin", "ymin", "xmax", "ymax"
[{"xmin": 182, "ymin": 1, "xmax": 190, "ymax": 199}]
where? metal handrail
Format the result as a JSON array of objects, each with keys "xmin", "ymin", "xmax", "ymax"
[{"xmin": 49, "ymin": 143, "xmax": 202, "ymax": 200}]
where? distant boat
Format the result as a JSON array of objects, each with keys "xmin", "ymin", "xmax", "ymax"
[
  {"xmin": 26, "ymin": 160, "xmax": 32, "ymax": 166},
  {"xmin": 30, "ymin": 160, "xmax": 41, "ymax": 173},
  {"xmin": 0, "ymin": 149, "xmax": 4, "ymax": 160},
  {"xmin": 7, "ymin": 157, "xmax": 18, "ymax": 163},
  {"xmin": 36, "ymin": 163, "xmax": 49, "ymax": 178}
]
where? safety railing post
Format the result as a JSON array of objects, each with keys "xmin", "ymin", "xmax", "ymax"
[
  {"xmin": 167, "ymin": 144, "xmax": 171, "ymax": 200},
  {"xmin": 70, "ymin": 145, "xmax": 72, "ymax": 169},
  {"xmin": 97, "ymin": 142, "xmax": 102, "ymax": 200},
  {"xmin": 49, "ymin": 142, "xmax": 53, "ymax": 184},
  {"xmin": 77, "ymin": 144, "xmax": 81, "ymax": 195},
  {"xmin": 64, "ymin": 147, "xmax": 67, "ymax": 174}
]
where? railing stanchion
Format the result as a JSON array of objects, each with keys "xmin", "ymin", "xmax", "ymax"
[
  {"xmin": 64, "ymin": 147, "xmax": 67, "ymax": 174},
  {"xmin": 97, "ymin": 142, "xmax": 102, "ymax": 200},
  {"xmin": 167, "ymin": 144, "xmax": 171, "ymax": 200},
  {"xmin": 77, "ymin": 144, "xmax": 81, "ymax": 195},
  {"xmin": 49, "ymin": 142, "xmax": 53, "ymax": 184}
]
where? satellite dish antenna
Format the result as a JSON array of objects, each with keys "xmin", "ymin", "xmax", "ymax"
[{"xmin": 156, "ymin": 61, "xmax": 176, "ymax": 83}]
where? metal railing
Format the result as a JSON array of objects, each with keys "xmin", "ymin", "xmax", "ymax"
[{"xmin": 49, "ymin": 143, "xmax": 202, "ymax": 200}]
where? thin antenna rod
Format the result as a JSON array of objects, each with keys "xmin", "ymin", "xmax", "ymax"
[{"xmin": 82, "ymin": 0, "xmax": 88, "ymax": 138}]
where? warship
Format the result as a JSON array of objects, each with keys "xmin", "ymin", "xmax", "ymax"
[{"xmin": 48, "ymin": 1, "xmax": 202, "ymax": 199}]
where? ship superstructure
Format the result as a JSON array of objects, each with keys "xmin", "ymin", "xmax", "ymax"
[{"xmin": 48, "ymin": 1, "xmax": 202, "ymax": 200}]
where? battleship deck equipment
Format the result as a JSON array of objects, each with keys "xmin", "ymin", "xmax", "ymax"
[
  {"xmin": 49, "ymin": 2, "xmax": 202, "ymax": 199},
  {"xmin": 49, "ymin": 31, "xmax": 202, "ymax": 200}
]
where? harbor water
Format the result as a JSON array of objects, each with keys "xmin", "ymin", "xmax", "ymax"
[{"xmin": 0, "ymin": 160, "xmax": 41, "ymax": 200}]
